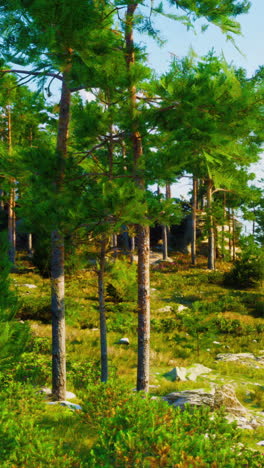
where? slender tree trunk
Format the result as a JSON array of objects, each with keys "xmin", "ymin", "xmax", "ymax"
[
  {"xmin": 162, "ymin": 225, "xmax": 168, "ymax": 261},
  {"xmin": 28, "ymin": 233, "xmax": 33, "ymax": 254},
  {"xmin": 51, "ymin": 72, "xmax": 71, "ymax": 400},
  {"xmin": 232, "ymin": 208, "xmax": 236, "ymax": 262},
  {"xmin": 130, "ymin": 233, "xmax": 135, "ymax": 264},
  {"xmin": 0, "ymin": 190, "xmax": 4, "ymax": 210},
  {"xmin": 228, "ymin": 208, "xmax": 232, "ymax": 260},
  {"xmin": 137, "ymin": 224, "xmax": 150, "ymax": 392},
  {"xmin": 7, "ymin": 104, "xmax": 16, "ymax": 264},
  {"xmin": 191, "ymin": 176, "xmax": 198, "ymax": 266},
  {"xmin": 207, "ymin": 179, "xmax": 215, "ymax": 270},
  {"xmin": 125, "ymin": 3, "xmax": 150, "ymax": 392},
  {"xmin": 221, "ymin": 193, "xmax": 226, "ymax": 260},
  {"xmin": 98, "ymin": 237, "xmax": 108, "ymax": 382}
]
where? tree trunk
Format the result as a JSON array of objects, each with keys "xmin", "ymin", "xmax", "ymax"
[
  {"xmin": 137, "ymin": 224, "xmax": 150, "ymax": 392},
  {"xmin": 98, "ymin": 237, "xmax": 108, "ymax": 382},
  {"xmin": 51, "ymin": 72, "xmax": 71, "ymax": 400},
  {"xmin": 162, "ymin": 225, "xmax": 168, "ymax": 261},
  {"xmin": 191, "ymin": 176, "xmax": 197, "ymax": 266},
  {"xmin": 207, "ymin": 179, "xmax": 215, "ymax": 270},
  {"xmin": 130, "ymin": 234, "xmax": 135, "ymax": 264},
  {"xmin": 28, "ymin": 233, "xmax": 33, "ymax": 254},
  {"xmin": 7, "ymin": 104, "xmax": 16, "ymax": 264},
  {"xmin": 125, "ymin": 3, "xmax": 150, "ymax": 392},
  {"xmin": 232, "ymin": 208, "xmax": 236, "ymax": 262}
]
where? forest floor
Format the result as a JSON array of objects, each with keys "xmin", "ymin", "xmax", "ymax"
[{"xmin": 5, "ymin": 249, "xmax": 264, "ymax": 465}]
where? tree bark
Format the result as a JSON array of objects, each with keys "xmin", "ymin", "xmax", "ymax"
[
  {"xmin": 207, "ymin": 178, "xmax": 215, "ymax": 270},
  {"xmin": 137, "ymin": 224, "xmax": 150, "ymax": 392},
  {"xmin": 98, "ymin": 237, "xmax": 108, "ymax": 382},
  {"xmin": 162, "ymin": 225, "xmax": 168, "ymax": 261},
  {"xmin": 51, "ymin": 72, "xmax": 71, "ymax": 400},
  {"xmin": 7, "ymin": 104, "xmax": 16, "ymax": 264},
  {"xmin": 191, "ymin": 176, "xmax": 198, "ymax": 266},
  {"xmin": 28, "ymin": 233, "xmax": 33, "ymax": 254},
  {"xmin": 232, "ymin": 208, "xmax": 236, "ymax": 262},
  {"xmin": 125, "ymin": 3, "xmax": 150, "ymax": 392}
]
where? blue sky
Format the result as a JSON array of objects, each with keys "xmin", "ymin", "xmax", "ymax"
[
  {"xmin": 138, "ymin": 0, "xmax": 263, "ymax": 209},
  {"xmin": 139, "ymin": 0, "xmax": 263, "ymax": 77}
]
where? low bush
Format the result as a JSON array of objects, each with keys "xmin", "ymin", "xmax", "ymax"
[
  {"xmin": 85, "ymin": 381, "xmax": 264, "ymax": 468},
  {"xmin": 106, "ymin": 259, "xmax": 137, "ymax": 302},
  {"xmin": 224, "ymin": 237, "xmax": 264, "ymax": 288}
]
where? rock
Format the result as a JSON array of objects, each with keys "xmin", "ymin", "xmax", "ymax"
[
  {"xmin": 177, "ymin": 305, "xmax": 188, "ymax": 312},
  {"xmin": 164, "ymin": 364, "xmax": 212, "ymax": 382},
  {"xmin": 216, "ymin": 353, "xmax": 264, "ymax": 367},
  {"xmin": 214, "ymin": 385, "xmax": 248, "ymax": 418},
  {"xmin": 186, "ymin": 364, "xmax": 212, "ymax": 381},
  {"xmin": 163, "ymin": 389, "xmax": 215, "ymax": 409},
  {"xmin": 117, "ymin": 337, "xmax": 129, "ymax": 345},
  {"xmin": 40, "ymin": 388, "xmax": 77, "ymax": 400},
  {"xmin": 22, "ymin": 283, "xmax": 37, "ymax": 288},
  {"xmin": 47, "ymin": 401, "xmax": 82, "ymax": 410},
  {"xmin": 213, "ymin": 341, "xmax": 221, "ymax": 345},
  {"xmin": 60, "ymin": 401, "xmax": 82, "ymax": 410},
  {"xmin": 256, "ymin": 441, "xmax": 264, "ymax": 446},
  {"xmin": 164, "ymin": 367, "xmax": 188, "ymax": 381},
  {"xmin": 158, "ymin": 305, "xmax": 173, "ymax": 313}
]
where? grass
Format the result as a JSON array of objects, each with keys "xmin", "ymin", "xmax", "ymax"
[{"xmin": 7, "ymin": 250, "xmax": 264, "ymax": 460}]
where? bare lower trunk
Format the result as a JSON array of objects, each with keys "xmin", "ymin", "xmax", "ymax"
[
  {"xmin": 228, "ymin": 208, "xmax": 232, "ymax": 260},
  {"xmin": 137, "ymin": 224, "xmax": 150, "ymax": 392},
  {"xmin": 207, "ymin": 179, "xmax": 215, "ymax": 270},
  {"xmin": 28, "ymin": 233, "xmax": 33, "ymax": 254},
  {"xmin": 191, "ymin": 176, "xmax": 197, "ymax": 266},
  {"xmin": 98, "ymin": 238, "xmax": 108, "ymax": 382},
  {"xmin": 51, "ymin": 72, "xmax": 71, "ymax": 400},
  {"xmin": 8, "ymin": 187, "xmax": 16, "ymax": 264},
  {"xmin": 51, "ymin": 230, "xmax": 66, "ymax": 400},
  {"xmin": 232, "ymin": 209, "xmax": 236, "ymax": 262},
  {"xmin": 0, "ymin": 190, "xmax": 4, "ymax": 210},
  {"xmin": 162, "ymin": 225, "xmax": 168, "ymax": 261},
  {"xmin": 130, "ymin": 234, "xmax": 135, "ymax": 264}
]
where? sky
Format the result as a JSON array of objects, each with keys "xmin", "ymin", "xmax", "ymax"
[
  {"xmin": 136, "ymin": 0, "xmax": 263, "ymax": 216},
  {"xmin": 141, "ymin": 0, "xmax": 263, "ymax": 78}
]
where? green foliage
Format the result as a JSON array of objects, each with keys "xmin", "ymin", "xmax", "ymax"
[
  {"xmin": 67, "ymin": 360, "xmax": 101, "ymax": 390},
  {"xmin": 0, "ymin": 233, "xmax": 29, "ymax": 368},
  {"xmin": 86, "ymin": 381, "xmax": 263, "ymax": 468},
  {"xmin": 224, "ymin": 236, "xmax": 264, "ymax": 288},
  {"xmin": 106, "ymin": 259, "xmax": 137, "ymax": 303},
  {"xmin": 0, "ymin": 382, "xmax": 79, "ymax": 467},
  {"xmin": 178, "ymin": 301, "xmax": 217, "ymax": 357}
]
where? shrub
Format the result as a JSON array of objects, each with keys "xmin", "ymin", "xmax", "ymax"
[
  {"xmin": 106, "ymin": 259, "xmax": 137, "ymax": 302},
  {"xmin": 85, "ymin": 381, "xmax": 264, "ymax": 468},
  {"xmin": 224, "ymin": 237, "xmax": 264, "ymax": 288}
]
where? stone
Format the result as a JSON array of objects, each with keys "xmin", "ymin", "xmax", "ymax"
[
  {"xmin": 117, "ymin": 337, "xmax": 129, "ymax": 345},
  {"xmin": 164, "ymin": 364, "xmax": 212, "ymax": 382},
  {"xmin": 22, "ymin": 283, "xmax": 37, "ymax": 288},
  {"xmin": 46, "ymin": 401, "xmax": 82, "ymax": 410},
  {"xmin": 40, "ymin": 388, "xmax": 77, "ymax": 400},
  {"xmin": 216, "ymin": 353, "xmax": 256, "ymax": 362},
  {"xmin": 177, "ymin": 305, "xmax": 188, "ymax": 312},
  {"xmin": 213, "ymin": 341, "xmax": 221, "ymax": 345},
  {"xmin": 158, "ymin": 305, "xmax": 173, "ymax": 313},
  {"xmin": 216, "ymin": 353, "xmax": 264, "ymax": 368},
  {"xmin": 164, "ymin": 367, "xmax": 188, "ymax": 381},
  {"xmin": 214, "ymin": 385, "xmax": 248, "ymax": 418},
  {"xmin": 163, "ymin": 389, "xmax": 215, "ymax": 409},
  {"xmin": 186, "ymin": 364, "xmax": 212, "ymax": 381},
  {"xmin": 60, "ymin": 401, "xmax": 82, "ymax": 411},
  {"xmin": 256, "ymin": 441, "xmax": 264, "ymax": 446}
]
